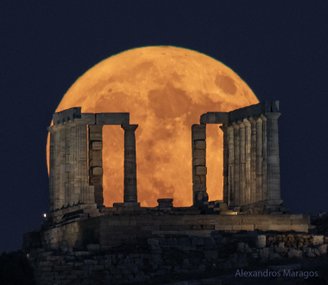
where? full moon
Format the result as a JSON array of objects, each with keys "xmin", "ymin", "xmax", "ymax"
[{"xmin": 48, "ymin": 46, "xmax": 258, "ymax": 207}]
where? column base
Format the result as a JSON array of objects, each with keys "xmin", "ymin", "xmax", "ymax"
[{"xmin": 123, "ymin": 202, "xmax": 140, "ymax": 208}]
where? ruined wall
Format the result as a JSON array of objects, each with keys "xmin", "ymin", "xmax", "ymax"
[
  {"xmin": 39, "ymin": 213, "xmax": 309, "ymax": 250},
  {"xmin": 28, "ymin": 231, "xmax": 327, "ymax": 285}
]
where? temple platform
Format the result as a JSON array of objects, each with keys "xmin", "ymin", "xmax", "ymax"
[{"xmin": 36, "ymin": 211, "xmax": 309, "ymax": 250}]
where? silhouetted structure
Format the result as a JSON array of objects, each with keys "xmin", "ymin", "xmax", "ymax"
[{"xmin": 24, "ymin": 101, "xmax": 313, "ymax": 285}]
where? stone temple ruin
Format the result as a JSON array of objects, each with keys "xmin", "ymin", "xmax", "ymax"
[
  {"xmin": 48, "ymin": 101, "xmax": 283, "ymax": 219},
  {"xmin": 41, "ymin": 100, "xmax": 309, "ymax": 242},
  {"xmin": 192, "ymin": 101, "xmax": 281, "ymax": 213},
  {"xmin": 48, "ymin": 108, "xmax": 139, "ymax": 223},
  {"xmin": 23, "ymin": 100, "xmax": 315, "ymax": 285},
  {"xmin": 48, "ymin": 101, "xmax": 283, "ymax": 220}
]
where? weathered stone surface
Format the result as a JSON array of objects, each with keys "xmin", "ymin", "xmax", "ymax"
[
  {"xmin": 122, "ymin": 124, "xmax": 138, "ymax": 204},
  {"xmin": 195, "ymin": 166, "xmax": 207, "ymax": 176},
  {"xmin": 288, "ymin": 248, "xmax": 302, "ymax": 258},
  {"xmin": 91, "ymin": 141, "xmax": 102, "ymax": 150},
  {"xmin": 96, "ymin": 113, "xmax": 129, "ymax": 125},
  {"xmin": 193, "ymin": 158, "xmax": 205, "ymax": 166},
  {"xmin": 92, "ymin": 167, "xmax": 103, "ymax": 176},
  {"xmin": 27, "ymin": 228, "xmax": 327, "ymax": 285},
  {"xmin": 192, "ymin": 124, "xmax": 206, "ymax": 140},
  {"xmin": 193, "ymin": 149, "xmax": 205, "ymax": 159},
  {"xmin": 256, "ymin": 235, "xmax": 266, "ymax": 248},
  {"xmin": 318, "ymin": 244, "xmax": 328, "ymax": 255},
  {"xmin": 312, "ymin": 235, "xmax": 324, "ymax": 245},
  {"xmin": 194, "ymin": 140, "xmax": 206, "ymax": 149}
]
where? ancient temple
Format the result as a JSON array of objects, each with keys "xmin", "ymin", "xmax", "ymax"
[
  {"xmin": 23, "ymin": 101, "xmax": 309, "ymax": 280},
  {"xmin": 47, "ymin": 100, "xmax": 283, "ymax": 223},
  {"xmin": 192, "ymin": 100, "xmax": 282, "ymax": 213}
]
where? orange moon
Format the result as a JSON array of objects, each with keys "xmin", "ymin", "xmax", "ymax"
[{"xmin": 48, "ymin": 46, "xmax": 258, "ymax": 207}]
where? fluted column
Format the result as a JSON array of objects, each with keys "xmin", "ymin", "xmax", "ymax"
[
  {"xmin": 58, "ymin": 125, "xmax": 66, "ymax": 208},
  {"xmin": 250, "ymin": 118, "xmax": 257, "ymax": 204},
  {"xmin": 80, "ymin": 124, "xmax": 94, "ymax": 204},
  {"xmin": 122, "ymin": 124, "xmax": 139, "ymax": 205},
  {"xmin": 227, "ymin": 125, "xmax": 234, "ymax": 206},
  {"xmin": 48, "ymin": 128, "xmax": 55, "ymax": 211},
  {"xmin": 220, "ymin": 125, "xmax": 229, "ymax": 205},
  {"xmin": 233, "ymin": 122, "xmax": 240, "ymax": 206},
  {"xmin": 266, "ymin": 112, "xmax": 282, "ymax": 208},
  {"xmin": 239, "ymin": 121, "xmax": 246, "ymax": 205},
  {"xmin": 256, "ymin": 117, "xmax": 263, "ymax": 202},
  {"xmin": 244, "ymin": 119, "xmax": 251, "ymax": 204},
  {"xmin": 261, "ymin": 115, "xmax": 268, "ymax": 201}
]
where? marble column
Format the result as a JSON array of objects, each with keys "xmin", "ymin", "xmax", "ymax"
[
  {"xmin": 48, "ymin": 127, "xmax": 55, "ymax": 211},
  {"xmin": 239, "ymin": 121, "xmax": 246, "ymax": 205},
  {"xmin": 79, "ymin": 124, "xmax": 94, "ymax": 205},
  {"xmin": 64, "ymin": 125, "xmax": 71, "ymax": 205},
  {"xmin": 233, "ymin": 122, "xmax": 240, "ymax": 206},
  {"xmin": 220, "ymin": 125, "xmax": 229, "ymax": 205},
  {"xmin": 122, "ymin": 124, "xmax": 139, "ymax": 205},
  {"xmin": 227, "ymin": 125, "xmax": 234, "ymax": 206},
  {"xmin": 191, "ymin": 124, "xmax": 208, "ymax": 207},
  {"xmin": 256, "ymin": 117, "xmax": 263, "ymax": 202},
  {"xmin": 244, "ymin": 118, "xmax": 251, "ymax": 205},
  {"xmin": 88, "ymin": 125, "xmax": 104, "ymax": 208},
  {"xmin": 261, "ymin": 115, "xmax": 268, "ymax": 201},
  {"xmin": 58, "ymin": 125, "xmax": 66, "ymax": 208},
  {"xmin": 266, "ymin": 112, "xmax": 282, "ymax": 208},
  {"xmin": 250, "ymin": 118, "xmax": 257, "ymax": 204}
]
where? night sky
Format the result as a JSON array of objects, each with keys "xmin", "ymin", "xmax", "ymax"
[{"xmin": 1, "ymin": 1, "xmax": 328, "ymax": 252}]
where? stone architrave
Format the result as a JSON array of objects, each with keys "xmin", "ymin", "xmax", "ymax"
[{"xmin": 121, "ymin": 124, "xmax": 139, "ymax": 205}]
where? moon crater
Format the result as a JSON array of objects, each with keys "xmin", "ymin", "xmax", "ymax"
[{"xmin": 215, "ymin": 74, "xmax": 237, "ymax": 94}]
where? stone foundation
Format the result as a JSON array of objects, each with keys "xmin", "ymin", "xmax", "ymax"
[
  {"xmin": 26, "ymin": 231, "xmax": 327, "ymax": 285},
  {"xmin": 31, "ymin": 213, "xmax": 310, "ymax": 250}
]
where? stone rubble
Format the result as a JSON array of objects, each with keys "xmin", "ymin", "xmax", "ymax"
[{"xmin": 27, "ymin": 232, "xmax": 328, "ymax": 285}]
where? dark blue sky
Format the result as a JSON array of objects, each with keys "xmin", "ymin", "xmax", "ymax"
[{"xmin": 1, "ymin": 1, "xmax": 328, "ymax": 252}]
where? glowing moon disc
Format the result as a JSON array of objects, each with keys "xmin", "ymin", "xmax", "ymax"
[{"xmin": 51, "ymin": 46, "xmax": 258, "ymax": 207}]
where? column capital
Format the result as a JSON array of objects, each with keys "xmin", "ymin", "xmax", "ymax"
[
  {"xmin": 239, "ymin": 121, "xmax": 245, "ymax": 129},
  {"xmin": 260, "ymin": 114, "xmax": 267, "ymax": 122},
  {"xmin": 219, "ymin": 124, "xmax": 227, "ymax": 131},
  {"xmin": 232, "ymin": 122, "xmax": 240, "ymax": 129},
  {"xmin": 121, "ymin": 124, "xmax": 138, "ymax": 131},
  {"xmin": 243, "ymin": 118, "xmax": 251, "ymax": 126},
  {"xmin": 248, "ymin": 116, "xmax": 256, "ymax": 124},
  {"xmin": 256, "ymin": 116, "xmax": 263, "ymax": 123},
  {"xmin": 265, "ymin": 112, "xmax": 281, "ymax": 120}
]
